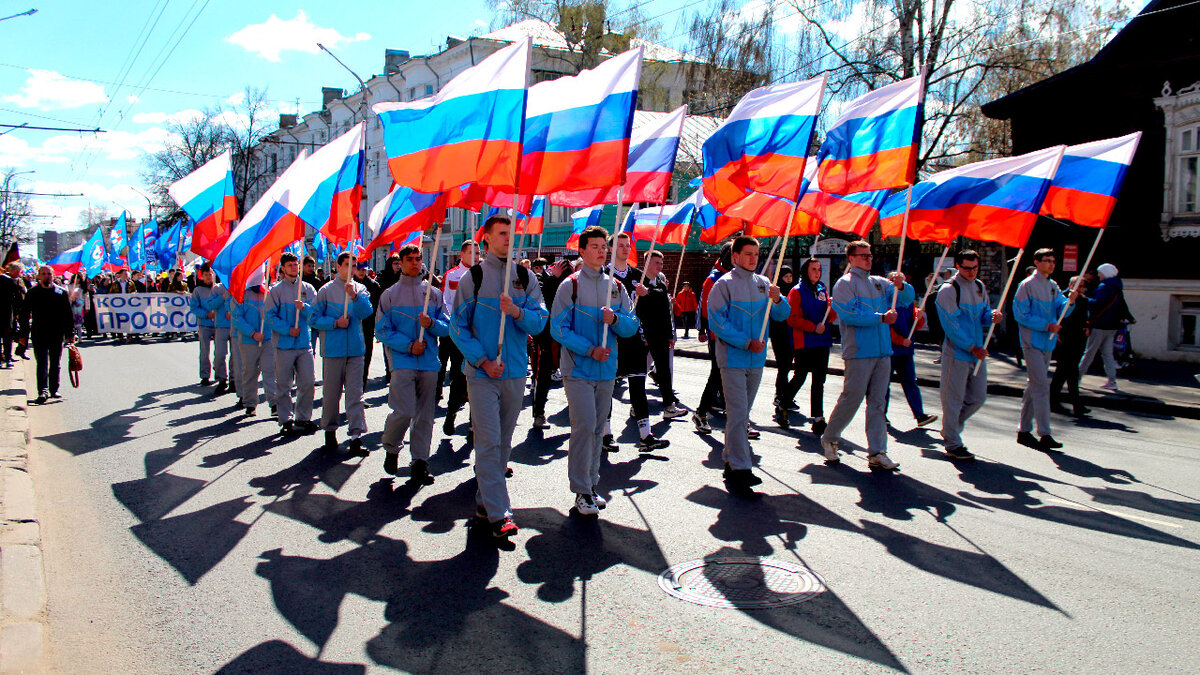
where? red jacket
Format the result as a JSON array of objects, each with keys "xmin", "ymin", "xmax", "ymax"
[{"xmin": 673, "ymin": 287, "xmax": 698, "ymax": 314}]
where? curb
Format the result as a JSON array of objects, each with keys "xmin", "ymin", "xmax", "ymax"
[
  {"xmin": 0, "ymin": 362, "xmax": 47, "ymax": 674},
  {"xmin": 674, "ymin": 348, "xmax": 1200, "ymax": 421}
]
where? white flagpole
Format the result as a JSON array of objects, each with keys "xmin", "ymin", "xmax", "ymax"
[
  {"xmin": 417, "ymin": 223, "xmax": 443, "ymax": 343},
  {"xmin": 906, "ymin": 244, "xmax": 950, "ymax": 341},
  {"xmin": 757, "ymin": 201, "xmax": 800, "ymax": 341},
  {"xmin": 1056, "ymin": 228, "xmax": 1104, "ymax": 324},
  {"xmin": 600, "ymin": 186, "xmax": 626, "ymax": 349},
  {"xmin": 891, "ymin": 186, "xmax": 914, "ymax": 311},
  {"xmin": 975, "ymin": 246, "xmax": 1025, "ymax": 376}
]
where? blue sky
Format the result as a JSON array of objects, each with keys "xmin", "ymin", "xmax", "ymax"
[{"xmin": 0, "ymin": 1, "xmax": 500, "ymax": 231}]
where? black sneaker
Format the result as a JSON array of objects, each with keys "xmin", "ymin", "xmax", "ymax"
[
  {"xmin": 280, "ymin": 420, "xmax": 294, "ymax": 435},
  {"xmin": 269, "ymin": 404, "xmax": 278, "ymax": 419},
  {"xmin": 213, "ymin": 380, "xmax": 228, "ymax": 396},
  {"xmin": 746, "ymin": 425, "xmax": 761, "ymax": 440},
  {"xmin": 811, "ymin": 417, "xmax": 827, "ymax": 436},
  {"xmin": 200, "ymin": 378, "xmax": 211, "ymax": 386},
  {"xmin": 348, "ymin": 437, "xmax": 368, "ymax": 457},
  {"xmin": 296, "ymin": 420, "xmax": 319, "ymax": 434},
  {"xmin": 1073, "ymin": 406, "xmax": 1091, "ymax": 417},
  {"xmin": 775, "ymin": 407, "xmax": 790, "ymax": 429},
  {"xmin": 505, "ymin": 466, "xmax": 513, "ymax": 478},
  {"xmin": 244, "ymin": 407, "xmax": 256, "ymax": 417},
  {"xmin": 49, "ymin": 392, "xmax": 62, "ymax": 399},
  {"xmin": 1039, "ymin": 435, "xmax": 1064, "ymax": 452},
  {"xmin": 33, "ymin": 394, "xmax": 47, "ymax": 405},
  {"xmin": 383, "ymin": 452, "xmax": 399, "ymax": 475},
  {"xmin": 637, "ymin": 435, "xmax": 669, "ymax": 452},
  {"xmin": 916, "ymin": 414, "xmax": 938, "ymax": 427},
  {"xmin": 410, "ymin": 458, "xmax": 434, "ymax": 484},
  {"xmin": 1017, "ymin": 431, "xmax": 1041, "ymax": 450},
  {"xmin": 946, "ymin": 445, "xmax": 975, "ymax": 461},
  {"xmin": 723, "ymin": 463, "xmax": 762, "ymax": 489},
  {"xmin": 475, "ymin": 505, "xmax": 489, "ymax": 521},
  {"xmin": 602, "ymin": 434, "xmax": 618, "ymax": 452},
  {"xmin": 323, "ymin": 430, "xmax": 338, "ymax": 453}
]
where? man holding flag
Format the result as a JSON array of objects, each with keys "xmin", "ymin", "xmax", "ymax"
[
  {"xmin": 267, "ymin": 252, "xmax": 317, "ymax": 434},
  {"xmin": 311, "ymin": 251, "xmax": 375, "ymax": 456},
  {"xmin": 188, "ymin": 264, "xmax": 224, "ymax": 386},
  {"xmin": 233, "ymin": 275, "xmax": 277, "ymax": 417}
]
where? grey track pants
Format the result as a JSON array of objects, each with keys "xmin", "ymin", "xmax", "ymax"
[
  {"xmin": 822, "ymin": 356, "xmax": 890, "ymax": 454},
  {"xmin": 214, "ymin": 327, "xmax": 234, "ymax": 381},
  {"xmin": 275, "ymin": 348, "xmax": 315, "ymax": 423},
  {"xmin": 467, "ymin": 377, "xmax": 525, "ymax": 523},
  {"xmin": 940, "ymin": 345, "xmax": 988, "ymax": 450},
  {"xmin": 720, "ymin": 367, "xmax": 763, "ymax": 470},
  {"xmin": 321, "ymin": 356, "xmax": 365, "ymax": 437},
  {"xmin": 382, "ymin": 369, "xmax": 437, "ymax": 459},
  {"xmin": 197, "ymin": 326, "xmax": 215, "ymax": 379},
  {"xmin": 564, "ymin": 376, "xmax": 614, "ymax": 494},
  {"xmin": 1020, "ymin": 343, "xmax": 1053, "ymax": 437},
  {"xmin": 237, "ymin": 340, "xmax": 277, "ymax": 409}
]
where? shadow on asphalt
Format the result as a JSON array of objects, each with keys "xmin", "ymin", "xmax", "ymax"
[{"xmin": 216, "ymin": 639, "xmax": 365, "ymax": 674}]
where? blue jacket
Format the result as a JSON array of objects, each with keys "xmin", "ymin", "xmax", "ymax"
[
  {"xmin": 550, "ymin": 265, "xmax": 640, "ymax": 381},
  {"xmin": 708, "ymin": 266, "xmax": 790, "ymax": 369},
  {"xmin": 188, "ymin": 284, "xmax": 222, "ymax": 328},
  {"xmin": 232, "ymin": 287, "xmax": 272, "ymax": 345},
  {"xmin": 266, "ymin": 278, "xmax": 316, "ymax": 350},
  {"xmin": 212, "ymin": 284, "xmax": 234, "ymax": 330},
  {"xmin": 832, "ymin": 266, "xmax": 893, "ymax": 360},
  {"xmin": 375, "ymin": 273, "xmax": 449, "ymax": 371},
  {"xmin": 1086, "ymin": 276, "xmax": 1126, "ymax": 330},
  {"xmin": 1013, "ymin": 273, "xmax": 1073, "ymax": 352},
  {"xmin": 884, "ymin": 282, "xmax": 920, "ymax": 356},
  {"xmin": 450, "ymin": 253, "xmax": 549, "ymax": 380},
  {"xmin": 311, "ymin": 277, "xmax": 374, "ymax": 358},
  {"xmin": 935, "ymin": 274, "xmax": 993, "ymax": 364}
]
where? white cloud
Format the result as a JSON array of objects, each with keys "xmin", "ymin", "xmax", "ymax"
[
  {"xmin": 3, "ymin": 69, "xmax": 109, "ymax": 110},
  {"xmin": 0, "ymin": 127, "xmax": 176, "ymax": 167},
  {"xmin": 126, "ymin": 94, "xmax": 140, "ymax": 104},
  {"xmin": 131, "ymin": 109, "xmax": 204, "ymax": 125},
  {"xmin": 226, "ymin": 10, "xmax": 371, "ymax": 62},
  {"xmin": 225, "ymin": 91, "xmax": 246, "ymax": 106}
]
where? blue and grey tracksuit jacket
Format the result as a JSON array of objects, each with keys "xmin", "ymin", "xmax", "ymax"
[
  {"xmin": 188, "ymin": 284, "xmax": 222, "ymax": 328},
  {"xmin": 884, "ymin": 282, "xmax": 918, "ymax": 357},
  {"xmin": 550, "ymin": 265, "xmax": 640, "ymax": 381},
  {"xmin": 310, "ymin": 277, "xmax": 374, "ymax": 358},
  {"xmin": 375, "ymin": 274, "xmax": 450, "ymax": 371},
  {"xmin": 233, "ymin": 287, "xmax": 272, "ymax": 345},
  {"xmin": 1013, "ymin": 273, "xmax": 1073, "ymax": 352},
  {"xmin": 212, "ymin": 284, "xmax": 233, "ymax": 330},
  {"xmin": 707, "ymin": 266, "xmax": 790, "ymax": 369},
  {"xmin": 266, "ymin": 278, "xmax": 316, "ymax": 350},
  {"xmin": 833, "ymin": 266, "xmax": 893, "ymax": 360},
  {"xmin": 450, "ymin": 253, "xmax": 549, "ymax": 380},
  {"xmin": 935, "ymin": 273, "xmax": 994, "ymax": 364}
]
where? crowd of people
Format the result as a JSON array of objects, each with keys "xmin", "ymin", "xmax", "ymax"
[{"xmin": 14, "ymin": 217, "xmax": 1135, "ymax": 540}]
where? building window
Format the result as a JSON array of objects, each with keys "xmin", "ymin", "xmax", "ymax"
[
  {"xmin": 1182, "ymin": 125, "xmax": 1199, "ymax": 213},
  {"xmin": 408, "ymin": 87, "xmax": 416, "ymax": 100},
  {"xmin": 269, "ymin": 154, "xmax": 277, "ymax": 173},
  {"xmin": 425, "ymin": 84, "xmax": 434, "ymax": 96},
  {"xmin": 1179, "ymin": 300, "xmax": 1200, "ymax": 348}
]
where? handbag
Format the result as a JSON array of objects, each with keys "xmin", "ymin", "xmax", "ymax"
[{"xmin": 67, "ymin": 343, "xmax": 83, "ymax": 388}]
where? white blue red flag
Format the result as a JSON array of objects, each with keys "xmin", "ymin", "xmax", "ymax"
[
  {"xmin": 1040, "ymin": 132, "xmax": 1141, "ymax": 228},
  {"xmin": 364, "ymin": 184, "xmax": 448, "ymax": 253},
  {"xmin": 374, "ymin": 39, "xmax": 531, "ymax": 195},
  {"xmin": 566, "ymin": 205, "xmax": 603, "ymax": 250},
  {"xmin": 817, "ymin": 74, "xmax": 923, "ymax": 194},
  {"xmin": 702, "ymin": 76, "xmax": 825, "ymax": 212},
  {"xmin": 167, "ymin": 150, "xmax": 238, "ymax": 260},
  {"xmin": 880, "ymin": 145, "xmax": 1066, "ymax": 246},
  {"xmin": 621, "ymin": 195, "xmax": 696, "ymax": 246},
  {"xmin": 516, "ymin": 196, "xmax": 546, "ymax": 236},
  {"xmin": 213, "ymin": 151, "xmax": 309, "ymax": 301},
  {"xmin": 47, "ymin": 244, "xmax": 83, "ymax": 276},
  {"xmin": 278, "ymin": 122, "xmax": 365, "ymax": 246}
]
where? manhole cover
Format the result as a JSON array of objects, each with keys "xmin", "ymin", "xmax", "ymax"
[{"xmin": 658, "ymin": 557, "xmax": 826, "ymax": 609}]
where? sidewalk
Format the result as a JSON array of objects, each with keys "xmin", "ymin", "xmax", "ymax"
[
  {"xmin": 0, "ymin": 361, "xmax": 46, "ymax": 673},
  {"xmin": 673, "ymin": 336, "xmax": 1200, "ymax": 419}
]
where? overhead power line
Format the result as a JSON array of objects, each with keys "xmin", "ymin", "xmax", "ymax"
[{"xmin": 0, "ymin": 123, "xmax": 106, "ymax": 133}]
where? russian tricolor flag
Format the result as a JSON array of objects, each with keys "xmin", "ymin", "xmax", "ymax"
[
  {"xmin": 364, "ymin": 184, "xmax": 448, "ymax": 253},
  {"xmin": 374, "ymin": 39, "xmax": 531, "ymax": 195},
  {"xmin": 817, "ymin": 74, "xmax": 923, "ymax": 194},
  {"xmin": 278, "ymin": 122, "xmax": 365, "ymax": 245},
  {"xmin": 880, "ymin": 145, "xmax": 1066, "ymax": 246},
  {"xmin": 1040, "ymin": 132, "xmax": 1141, "ymax": 228},
  {"xmin": 47, "ymin": 244, "xmax": 83, "ymax": 275},
  {"xmin": 694, "ymin": 191, "xmax": 745, "ymax": 245},
  {"xmin": 516, "ymin": 196, "xmax": 546, "ymax": 236},
  {"xmin": 621, "ymin": 195, "xmax": 697, "ymax": 246},
  {"xmin": 702, "ymin": 76, "xmax": 826, "ymax": 212},
  {"xmin": 566, "ymin": 205, "xmax": 603, "ymax": 250},
  {"xmin": 213, "ymin": 151, "xmax": 310, "ymax": 301},
  {"xmin": 167, "ymin": 150, "xmax": 238, "ymax": 261}
]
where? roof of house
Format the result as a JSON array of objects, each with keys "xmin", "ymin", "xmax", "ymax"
[{"xmin": 481, "ymin": 19, "xmax": 702, "ymax": 64}]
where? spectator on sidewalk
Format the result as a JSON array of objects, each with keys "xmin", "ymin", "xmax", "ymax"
[
  {"xmin": 1013, "ymin": 249, "xmax": 1080, "ymax": 452},
  {"xmin": 673, "ymin": 281, "xmax": 698, "ymax": 338},
  {"xmin": 0, "ymin": 263, "xmax": 23, "ymax": 367},
  {"xmin": 1078, "ymin": 263, "xmax": 1132, "ymax": 392},
  {"xmin": 24, "ymin": 266, "xmax": 74, "ymax": 403}
]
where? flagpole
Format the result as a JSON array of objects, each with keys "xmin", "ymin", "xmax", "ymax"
[
  {"xmin": 1056, "ymin": 228, "xmax": 1104, "ymax": 324},
  {"xmin": 341, "ymin": 254, "xmax": 355, "ymax": 318},
  {"xmin": 294, "ymin": 252, "xmax": 305, "ymax": 329},
  {"xmin": 537, "ymin": 228, "xmax": 544, "ymax": 261},
  {"xmin": 417, "ymin": 222, "xmax": 443, "ymax": 343},
  {"xmin": 600, "ymin": 185, "xmax": 626, "ymax": 350},
  {"xmin": 762, "ymin": 235, "xmax": 781, "ymax": 277},
  {"xmin": 906, "ymin": 244, "xmax": 949, "ymax": 341},
  {"xmin": 757, "ymin": 200, "xmax": 799, "ymax": 342},
  {"xmin": 496, "ymin": 190, "xmax": 524, "ymax": 367},
  {"xmin": 891, "ymin": 186, "xmax": 914, "ymax": 310},
  {"xmin": 632, "ymin": 203, "xmax": 668, "ymax": 310},
  {"xmin": 975, "ymin": 246, "xmax": 1025, "ymax": 376}
]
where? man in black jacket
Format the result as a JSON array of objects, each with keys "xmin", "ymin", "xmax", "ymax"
[
  {"xmin": 531, "ymin": 257, "xmax": 569, "ymax": 428},
  {"xmin": 636, "ymin": 250, "xmax": 686, "ymax": 419},
  {"xmin": 24, "ymin": 266, "xmax": 75, "ymax": 403},
  {"xmin": 0, "ymin": 263, "xmax": 22, "ymax": 367}
]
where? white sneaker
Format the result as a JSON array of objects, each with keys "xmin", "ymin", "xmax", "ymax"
[
  {"xmin": 575, "ymin": 492, "xmax": 600, "ymax": 516},
  {"xmin": 692, "ymin": 411, "xmax": 711, "ymax": 434},
  {"xmin": 590, "ymin": 490, "xmax": 607, "ymax": 509},
  {"xmin": 868, "ymin": 452, "xmax": 899, "ymax": 471},
  {"xmin": 551, "ymin": 369, "xmax": 563, "ymax": 382},
  {"xmin": 1100, "ymin": 379, "xmax": 1119, "ymax": 392},
  {"xmin": 820, "ymin": 438, "xmax": 840, "ymax": 462},
  {"xmin": 662, "ymin": 403, "xmax": 688, "ymax": 419}
]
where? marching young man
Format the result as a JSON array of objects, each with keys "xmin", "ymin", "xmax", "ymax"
[
  {"xmin": 211, "ymin": 272, "xmax": 239, "ymax": 397},
  {"xmin": 936, "ymin": 249, "xmax": 1004, "ymax": 460},
  {"xmin": 232, "ymin": 279, "xmax": 278, "ymax": 417},
  {"xmin": 450, "ymin": 215, "xmax": 548, "ymax": 539},
  {"xmin": 440, "ymin": 240, "xmax": 476, "ymax": 434},
  {"xmin": 266, "ymin": 252, "xmax": 317, "ymax": 434},
  {"xmin": 1013, "ymin": 248, "xmax": 1079, "ymax": 452},
  {"xmin": 312, "ymin": 251, "xmax": 375, "ymax": 455},
  {"xmin": 376, "ymin": 244, "xmax": 450, "ymax": 482},
  {"xmin": 551, "ymin": 226, "xmax": 640, "ymax": 515},
  {"xmin": 188, "ymin": 264, "xmax": 223, "ymax": 386},
  {"xmin": 636, "ymin": 249, "xmax": 687, "ymax": 420},
  {"xmin": 820, "ymin": 240, "xmax": 901, "ymax": 471},
  {"xmin": 706, "ymin": 236, "xmax": 789, "ymax": 491}
]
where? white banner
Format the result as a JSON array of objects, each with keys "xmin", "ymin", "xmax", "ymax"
[{"xmin": 95, "ymin": 293, "xmax": 199, "ymax": 334}]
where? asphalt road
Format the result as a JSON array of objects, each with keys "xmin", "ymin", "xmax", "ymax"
[{"xmin": 26, "ymin": 336, "xmax": 1200, "ymax": 674}]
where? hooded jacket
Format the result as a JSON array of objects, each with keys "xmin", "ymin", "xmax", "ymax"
[
  {"xmin": 266, "ymin": 277, "xmax": 316, "ymax": 350},
  {"xmin": 233, "ymin": 286, "xmax": 272, "ymax": 345},
  {"xmin": 188, "ymin": 283, "xmax": 222, "ymax": 328},
  {"xmin": 935, "ymin": 273, "xmax": 993, "ymax": 364}
]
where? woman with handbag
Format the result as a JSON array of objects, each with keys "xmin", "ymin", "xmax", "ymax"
[{"xmin": 1078, "ymin": 263, "xmax": 1133, "ymax": 393}]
